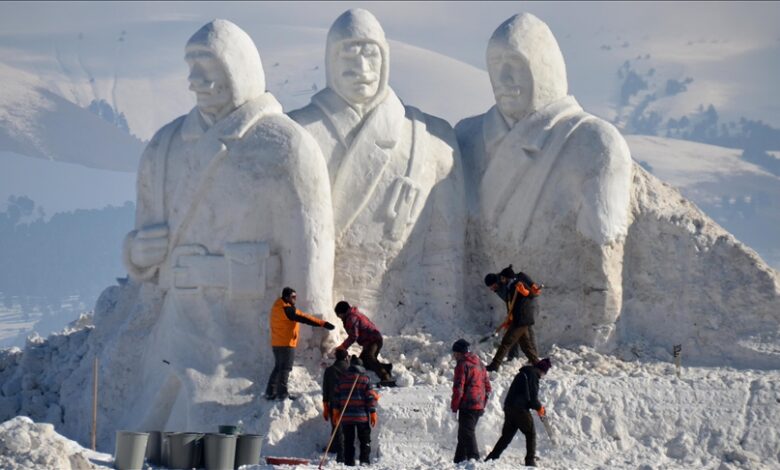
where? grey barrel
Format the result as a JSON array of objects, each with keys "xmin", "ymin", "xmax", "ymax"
[
  {"xmin": 114, "ymin": 431, "xmax": 149, "ymax": 470},
  {"xmin": 167, "ymin": 432, "xmax": 204, "ymax": 469},
  {"xmin": 234, "ymin": 434, "xmax": 264, "ymax": 468}
]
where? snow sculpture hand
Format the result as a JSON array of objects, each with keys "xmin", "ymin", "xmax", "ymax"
[{"xmin": 129, "ymin": 224, "xmax": 169, "ymax": 268}]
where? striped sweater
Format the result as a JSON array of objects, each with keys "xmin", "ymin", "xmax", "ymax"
[{"xmin": 334, "ymin": 365, "xmax": 378, "ymax": 424}]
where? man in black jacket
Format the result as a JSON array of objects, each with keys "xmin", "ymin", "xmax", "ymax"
[
  {"xmin": 484, "ymin": 265, "xmax": 541, "ymax": 371},
  {"xmin": 485, "ymin": 357, "xmax": 551, "ymax": 467},
  {"xmin": 322, "ymin": 348, "xmax": 350, "ymax": 462}
]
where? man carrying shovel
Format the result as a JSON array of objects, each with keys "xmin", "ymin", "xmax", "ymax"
[{"xmin": 483, "ymin": 265, "xmax": 541, "ymax": 371}]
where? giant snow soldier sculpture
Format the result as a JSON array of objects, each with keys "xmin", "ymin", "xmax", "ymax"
[
  {"xmin": 120, "ymin": 19, "xmax": 335, "ymax": 431},
  {"xmin": 290, "ymin": 9, "xmax": 466, "ymax": 334},
  {"xmin": 456, "ymin": 13, "xmax": 632, "ymax": 349}
]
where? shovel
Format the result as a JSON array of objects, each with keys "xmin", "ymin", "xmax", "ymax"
[{"xmin": 539, "ymin": 415, "xmax": 557, "ymax": 448}]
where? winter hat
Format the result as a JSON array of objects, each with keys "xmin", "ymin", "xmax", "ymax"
[
  {"xmin": 334, "ymin": 301, "xmax": 351, "ymax": 315},
  {"xmin": 350, "ymin": 355, "xmax": 363, "ymax": 366},
  {"xmin": 452, "ymin": 339, "xmax": 470, "ymax": 354},
  {"xmin": 335, "ymin": 348, "xmax": 349, "ymax": 361},
  {"xmin": 499, "ymin": 265, "xmax": 515, "ymax": 279},
  {"xmin": 535, "ymin": 357, "xmax": 552, "ymax": 373},
  {"xmin": 484, "ymin": 273, "xmax": 499, "ymax": 287}
]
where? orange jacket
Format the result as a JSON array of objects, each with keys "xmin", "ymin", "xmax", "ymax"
[{"xmin": 269, "ymin": 297, "xmax": 325, "ymax": 347}]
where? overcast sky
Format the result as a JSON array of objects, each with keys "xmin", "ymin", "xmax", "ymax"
[{"xmin": 2, "ymin": 1, "xmax": 778, "ymax": 70}]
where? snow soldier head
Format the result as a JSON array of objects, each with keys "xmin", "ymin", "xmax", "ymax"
[
  {"xmin": 326, "ymin": 9, "xmax": 389, "ymax": 110},
  {"xmin": 185, "ymin": 19, "xmax": 266, "ymax": 122},
  {"xmin": 486, "ymin": 13, "xmax": 567, "ymax": 124}
]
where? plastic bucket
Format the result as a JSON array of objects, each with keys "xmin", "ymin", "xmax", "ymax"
[
  {"xmin": 167, "ymin": 432, "xmax": 204, "ymax": 470},
  {"xmin": 218, "ymin": 425, "xmax": 238, "ymax": 435},
  {"xmin": 204, "ymin": 433, "xmax": 237, "ymax": 470},
  {"xmin": 145, "ymin": 431, "xmax": 162, "ymax": 465},
  {"xmin": 160, "ymin": 431, "xmax": 175, "ymax": 468},
  {"xmin": 114, "ymin": 431, "xmax": 149, "ymax": 470},
  {"xmin": 234, "ymin": 434, "xmax": 264, "ymax": 468}
]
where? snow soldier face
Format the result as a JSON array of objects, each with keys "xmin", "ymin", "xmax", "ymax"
[
  {"xmin": 326, "ymin": 9, "xmax": 389, "ymax": 108},
  {"xmin": 487, "ymin": 13, "xmax": 567, "ymax": 123},
  {"xmin": 185, "ymin": 19, "xmax": 266, "ymax": 121}
]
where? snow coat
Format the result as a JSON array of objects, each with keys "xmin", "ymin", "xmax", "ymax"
[
  {"xmin": 451, "ymin": 352, "xmax": 492, "ymax": 412},
  {"xmin": 337, "ymin": 306, "xmax": 383, "ymax": 350},
  {"xmin": 269, "ymin": 297, "xmax": 327, "ymax": 347},
  {"xmin": 335, "ymin": 364, "xmax": 378, "ymax": 424},
  {"xmin": 504, "ymin": 365, "xmax": 543, "ymax": 411}
]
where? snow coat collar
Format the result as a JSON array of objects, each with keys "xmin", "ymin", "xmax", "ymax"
[
  {"xmin": 483, "ymin": 94, "xmax": 581, "ymax": 158},
  {"xmin": 181, "ymin": 92, "xmax": 283, "ymax": 143},
  {"xmin": 311, "ymin": 86, "xmax": 404, "ymax": 150}
]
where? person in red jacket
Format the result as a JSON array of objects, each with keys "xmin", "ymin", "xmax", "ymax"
[
  {"xmin": 333, "ymin": 301, "xmax": 395, "ymax": 386},
  {"xmin": 450, "ymin": 338, "xmax": 491, "ymax": 463},
  {"xmin": 265, "ymin": 287, "xmax": 335, "ymax": 400}
]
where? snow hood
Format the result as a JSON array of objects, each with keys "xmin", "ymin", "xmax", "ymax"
[
  {"xmin": 185, "ymin": 19, "xmax": 266, "ymax": 110},
  {"xmin": 325, "ymin": 9, "xmax": 390, "ymax": 108},
  {"xmin": 459, "ymin": 352, "xmax": 481, "ymax": 367},
  {"xmin": 487, "ymin": 13, "xmax": 567, "ymax": 114}
]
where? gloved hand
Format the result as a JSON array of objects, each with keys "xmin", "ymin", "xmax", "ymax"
[
  {"xmin": 369, "ymin": 411, "xmax": 378, "ymax": 428},
  {"xmin": 323, "ymin": 403, "xmax": 330, "ymax": 421},
  {"xmin": 323, "ymin": 321, "xmax": 336, "ymax": 330},
  {"xmin": 537, "ymin": 406, "xmax": 546, "ymax": 418}
]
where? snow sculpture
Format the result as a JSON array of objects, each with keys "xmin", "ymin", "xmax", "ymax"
[
  {"xmin": 80, "ymin": 20, "xmax": 335, "ymax": 435},
  {"xmin": 456, "ymin": 13, "xmax": 632, "ymax": 348},
  {"xmin": 290, "ymin": 9, "xmax": 465, "ymax": 333}
]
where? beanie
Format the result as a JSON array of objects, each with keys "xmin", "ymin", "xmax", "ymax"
[
  {"xmin": 334, "ymin": 301, "xmax": 351, "ymax": 315},
  {"xmin": 484, "ymin": 273, "xmax": 499, "ymax": 287},
  {"xmin": 452, "ymin": 338, "xmax": 470, "ymax": 354},
  {"xmin": 335, "ymin": 348, "xmax": 349, "ymax": 361},
  {"xmin": 535, "ymin": 357, "xmax": 552, "ymax": 373}
]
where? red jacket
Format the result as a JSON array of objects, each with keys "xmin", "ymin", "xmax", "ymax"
[
  {"xmin": 337, "ymin": 307, "xmax": 383, "ymax": 350},
  {"xmin": 451, "ymin": 352, "xmax": 491, "ymax": 412}
]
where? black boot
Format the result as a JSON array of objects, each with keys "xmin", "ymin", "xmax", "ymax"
[
  {"xmin": 525, "ymin": 456, "xmax": 536, "ymax": 467},
  {"xmin": 486, "ymin": 362, "xmax": 500, "ymax": 372}
]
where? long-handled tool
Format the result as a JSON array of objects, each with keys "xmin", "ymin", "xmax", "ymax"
[
  {"xmin": 539, "ymin": 415, "xmax": 557, "ymax": 448},
  {"xmin": 318, "ymin": 373, "xmax": 360, "ymax": 469}
]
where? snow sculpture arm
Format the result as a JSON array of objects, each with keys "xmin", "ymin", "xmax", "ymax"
[
  {"xmin": 420, "ymin": 116, "xmax": 467, "ymax": 313},
  {"xmin": 272, "ymin": 124, "xmax": 335, "ymax": 343},
  {"xmin": 123, "ymin": 119, "xmax": 181, "ymax": 281},
  {"xmin": 567, "ymin": 120, "xmax": 632, "ymax": 246}
]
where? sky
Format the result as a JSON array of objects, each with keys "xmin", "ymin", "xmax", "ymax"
[{"xmin": 1, "ymin": 1, "xmax": 778, "ymax": 71}]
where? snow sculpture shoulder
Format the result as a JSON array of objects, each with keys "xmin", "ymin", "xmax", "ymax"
[
  {"xmin": 109, "ymin": 19, "xmax": 335, "ymax": 432},
  {"xmin": 456, "ymin": 13, "xmax": 632, "ymax": 348},
  {"xmin": 290, "ymin": 9, "xmax": 465, "ymax": 333}
]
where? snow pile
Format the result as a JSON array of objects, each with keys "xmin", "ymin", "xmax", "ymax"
[
  {"xmin": 0, "ymin": 316, "xmax": 92, "ymax": 424},
  {"xmin": 0, "ymin": 416, "xmax": 106, "ymax": 470},
  {"xmin": 2, "ymin": 342, "xmax": 779, "ymax": 469}
]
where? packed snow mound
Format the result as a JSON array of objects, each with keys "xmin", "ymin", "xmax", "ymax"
[
  {"xmin": 4, "ymin": 339, "xmax": 780, "ymax": 469},
  {"xmin": 626, "ymin": 135, "xmax": 780, "ymax": 270},
  {"xmin": 0, "ymin": 416, "xmax": 103, "ymax": 470},
  {"xmin": 0, "ymin": 62, "xmax": 144, "ymax": 172}
]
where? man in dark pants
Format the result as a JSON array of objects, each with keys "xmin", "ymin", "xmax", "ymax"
[
  {"xmin": 333, "ymin": 301, "xmax": 395, "ymax": 386},
  {"xmin": 484, "ymin": 265, "xmax": 541, "ymax": 371},
  {"xmin": 266, "ymin": 287, "xmax": 335, "ymax": 400},
  {"xmin": 450, "ymin": 339, "xmax": 491, "ymax": 463},
  {"xmin": 486, "ymin": 357, "xmax": 552, "ymax": 467},
  {"xmin": 322, "ymin": 348, "xmax": 350, "ymax": 462},
  {"xmin": 333, "ymin": 356, "xmax": 379, "ymax": 466}
]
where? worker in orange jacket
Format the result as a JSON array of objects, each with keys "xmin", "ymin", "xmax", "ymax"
[{"xmin": 265, "ymin": 286, "xmax": 335, "ymax": 400}]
